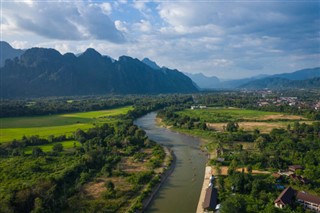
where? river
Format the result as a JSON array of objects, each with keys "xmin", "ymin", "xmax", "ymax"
[{"xmin": 134, "ymin": 112, "xmax": 207, "ymax": 213}]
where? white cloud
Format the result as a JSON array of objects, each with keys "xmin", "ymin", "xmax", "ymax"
[
  {"xmin": 100, "ymin": 2, "xmax": 112, "ymax": 15},
  {"xmin": 115, "ymin": 20, "xmax": 129, "ymax": 33},
  {"xmin": 11, "ymin": 40, "xmax": 29, "ymax": 49},
  {"xmin": 134, "ymin": 20, "xmax": 152, "ymax": 33},
  {"xmin": 2, "ymin": 1, "xmax": 124, "ymax": 42}
]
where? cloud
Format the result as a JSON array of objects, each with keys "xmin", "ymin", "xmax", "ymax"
[
  {"xmin": 2, "ymin": 1, "xmax": 125, "ymax": 42},
  {"xmin": 100, "ymin": 2, "xmax": 112, "ymax": 15}
]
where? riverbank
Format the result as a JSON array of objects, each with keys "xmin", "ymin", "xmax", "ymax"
[{"xmin": 138, "ymin": 146, "xmax": 176, "ymax": 213}]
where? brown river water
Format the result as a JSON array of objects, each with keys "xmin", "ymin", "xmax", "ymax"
[{"xmin": 134, "ymin": 112, "xmax": 207, "ymax": 213}]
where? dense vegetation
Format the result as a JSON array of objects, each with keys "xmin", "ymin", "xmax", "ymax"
[{"xmin": 0, "ymin": 95, "xmax": 192, "ymax": 212}]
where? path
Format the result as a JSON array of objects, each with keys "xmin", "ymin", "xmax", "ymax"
[{"xmin": 196, "ymin": 166, "xmax": 212, "ymax": 213}]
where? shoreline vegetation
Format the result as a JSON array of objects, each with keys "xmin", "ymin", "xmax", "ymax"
[{"xmin": 137, "ymin": 146, "xmax": 176, "ymax": 213}]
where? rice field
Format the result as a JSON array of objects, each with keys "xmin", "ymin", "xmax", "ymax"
[
  {"xmin": 0, "ymin": 106, "xmax": 133, "ymax": 143},
  {"xmin": 23, "ymin": 140, "xmax": 81, "ymax": 154}
]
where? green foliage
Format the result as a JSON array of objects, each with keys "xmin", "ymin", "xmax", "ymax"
[
  {"xmin": 220, "ymin": 194, "xmax": 246, "ymax": 213},
  {"xmin": 52, "ymin": 143, "xmax": 63, "ymax": 152},
  {"xmin": 226, "ymin": 121, "xmax": 239, "ymax": 132}
]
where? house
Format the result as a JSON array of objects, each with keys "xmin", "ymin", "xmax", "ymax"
[
  {"xmin": 289, "ymin": 165, "xmax": 303, "ymax": 172},
  {"xmin": 296, "ymin": 191, "xmax": 320, "ymax": 212},
  {"xmin": 274, "ymin": 186, "xmax": 296, "ymax": 209},
  {"xmin": 289, "ymin": 174, "xmax": 310, "ymax": 185},
  {"xmin": 203, "ymin": 186, "xmax": 218, "ymax": 211}
]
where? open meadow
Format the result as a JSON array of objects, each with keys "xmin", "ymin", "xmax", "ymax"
[
  {"xmin": 177, "ymin": 107, "xmax": 310, "ymax": 133},
  {"xmin": 0, "ymin": 106, "xmax": 133, "ymax": 142}
]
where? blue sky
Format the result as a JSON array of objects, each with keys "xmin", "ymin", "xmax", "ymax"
[{"xmin": 1, "ymin": 0, "xmax": 319, "ymax": 79}]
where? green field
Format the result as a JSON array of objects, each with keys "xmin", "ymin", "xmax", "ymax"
[
  {"xmin": 0, "ymin": 106, "xmax": 132, "ymax": 142},
  {"xmin": 178, "ymin": 107, "xmax": 306, "ymax": 123},
  {"xmin": 23, "ymin": 140, "xmax": 81, "ymax": 154}
]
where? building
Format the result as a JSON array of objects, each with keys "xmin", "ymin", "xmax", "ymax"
[
  {"xmin": 275, "ymin": 187, "xmax": 320, "ymax": 212},
  {"xmin": 296, "ymin": 192, "xmax": 320, "ymax": 212},
  {"xmin": 289, "ymin": 165, "xmax": 304, "ymax": 172},
  {"xmin": 274, "ymin": 186, "xmax": 296, "ymax": 209},
  {"xmin": 289, "ymin": 174, "xmax": 310, "ymax": 185},
  {"xmin": 203, "ymin": 186, "xmax": 218, "ymax": 211}
]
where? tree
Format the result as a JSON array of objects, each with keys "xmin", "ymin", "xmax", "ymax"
[
  {"xmin": 220, "ymin": 195, "xmax": 246, "ymax": 213},
  {"xmin": 52, "ymin": 143, "xmax": 63, "ymax": 152},
  {"xmin": 74, "ymin": 129, "xmax": 87, "ymax": 145},
  {"xmin": 226, "ymin": 121, "xmax": 239, "ymax": 132},
  {"xmin": 32, "ymin": 147, "xmax": 43, "ymax": 157}
]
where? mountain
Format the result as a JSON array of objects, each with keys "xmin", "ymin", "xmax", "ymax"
[
  {"xmin": 0, "ymin": 41, "xmax": 24, "ymax": 67},
  {"xmin": 217, "ymin": 74, "xmax": 270, "ymax": 89},
  {"xmin": 239, "ymin": 77, "xmax": 320, "ymax": 89},
  {"xmin": 0, "ymin": 46, "xmax": 198, "ymax": 98},
  {"xmin": 142, "ymin": 58, "xmax": 161, "ymax": 70},
  {"xmin": 239, "ymin": 67, "xmax": 320, "ymax": 89},
  {"xmin": 184, "ymin": 73, "xmax": 220, "ymax": 89},
  {"xmin": 270, "ymin": 67, "xmax": 320, "ymax": 80}
]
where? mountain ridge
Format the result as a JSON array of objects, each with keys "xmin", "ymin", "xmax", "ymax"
[
  {"xmin": 239, "ymin": 67, "xmax": 320, "ymax": 89},
  {"xmin": 0, "ymin": 43, "xmax": 198, "ymax": 98},
  {"xmin": 0, "ymin": 41, "xmax": 25, "ymax": 67}
]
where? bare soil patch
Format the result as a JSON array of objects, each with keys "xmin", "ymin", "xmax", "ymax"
[
  {"xmin": 211, "ymin": 166, "xmax": 270, "ymax": 176},
  {"xmin": 253, "ymin": 114, "xmax": 306, "ymax": 121},
  {"xmin": 207, "ymin": 122, "xmax": 287, "ymax": 133}
]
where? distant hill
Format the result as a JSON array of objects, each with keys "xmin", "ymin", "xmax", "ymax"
[
  {"xmin": 239, "ymin": 77, "xmax": 320, "ymax": 89},
  {"xmin": 184, "ymin": 73, "xmax": 220, "ymax": 89},
  {"xmin": 239, "ymin": 67, "xmax": 320, "ymax": 89},
  {"xmin": 0, "ymin": 45, "xmax": 198, "ymax": 98},
  {"xmin": 270, "ymin": 67, "xmax": 320, "ymax": 80},
  {"xmin": 0, "ymin": 41, "xmax": 24, "ymax": 67}
]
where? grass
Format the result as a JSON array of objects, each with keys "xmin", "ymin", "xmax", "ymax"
[
  {"xmin": 0, "ymin": 106, "xmax": 133, "ymax": 143},
  {"xmin": 23, "ymin": 140, "xmax": 81, "ymax": 154},
  {"xmin": 178, "ymin": 108, "xmax": 307, "ymax": 123}
]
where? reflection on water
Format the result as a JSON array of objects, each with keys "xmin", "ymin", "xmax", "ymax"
[{"xmin": 134, "ymin": 112, "xmax": 207, "ymax": 213}]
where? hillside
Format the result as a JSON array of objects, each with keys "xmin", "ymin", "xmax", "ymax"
[
  {"xmin": 0, "ymin": 41, "xmax": 24, "ymax": 67},
  {"xmin": 184, "ymin": 73, "xmax": 220, "ymax": 89},
  {"xmin": 239, "ymin": 77, "xmax": 320, "ymax": 89},
  {"xmin": 0, "ymin": 46, "xmax": 198, "ymax": 98}
]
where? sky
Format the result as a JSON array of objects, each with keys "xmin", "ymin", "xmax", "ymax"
[{"xmin": 1, "ymin": 0, "xmax": 320, "ymax": 79}]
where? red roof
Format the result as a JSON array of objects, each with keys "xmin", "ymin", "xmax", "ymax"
[
  {"xmin": 289, "ymin": 165, "xmax": 303, "ymax": 170},
  {"xmin": 203, "ymin": 186, "xmax": 218, "ymax": 210},
  {"xmin": 297, "ymin": 192, "xmax": 320, "ymax": 205}
]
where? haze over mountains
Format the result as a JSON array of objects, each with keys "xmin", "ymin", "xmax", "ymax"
[
  {"xmin": 0, "ymin": 41, "xmax": 197, "ymax": 98},
  {"xmin": 185, "ymin": 67, "xmax": 320, "ymax": 90}
]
